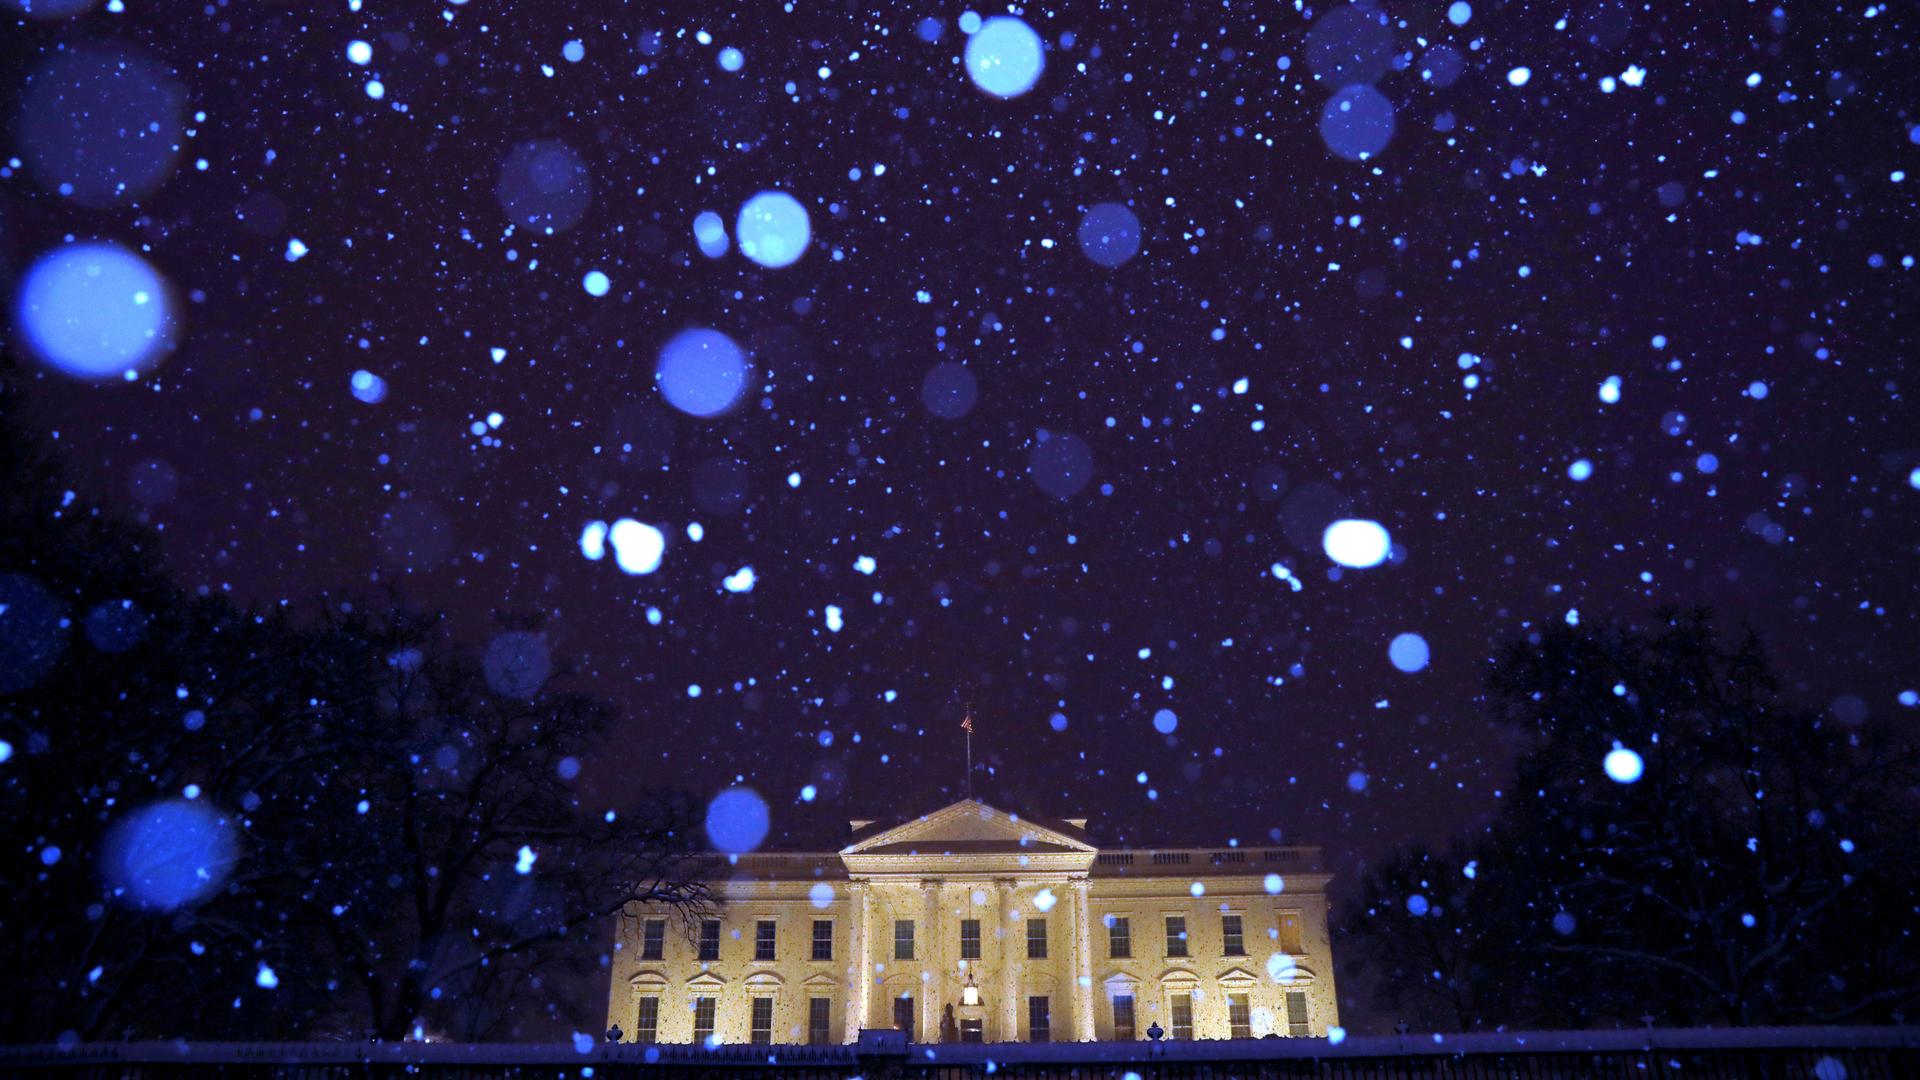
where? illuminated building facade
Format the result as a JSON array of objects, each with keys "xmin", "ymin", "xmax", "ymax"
[{"xmin": 607, "ymin": 800, "xmax": 1337, "ymax": 1045}]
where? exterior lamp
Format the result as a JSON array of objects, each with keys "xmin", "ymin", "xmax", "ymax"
[{"xmin": 961, "ymin": 970, "xmax": 981, "ymax": 1007}]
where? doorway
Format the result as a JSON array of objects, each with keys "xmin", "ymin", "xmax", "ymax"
[{"xmin": 893, "ymin": 996, "xmax": 916, "ymax": 1041}]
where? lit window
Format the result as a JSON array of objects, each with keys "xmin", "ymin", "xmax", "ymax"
[
  {"xmin": 1274, "ymin": 907, "xmax": 1305, "ymax": 949},
  {"xmin": 1278, "ymin": 911, "xmax": 1303, "ymax": 954},
  {"xmin": 1028, "ymin": 995, "xmax": 1051, "ymax": 1043},
  {"xmin": 750, "ymin": 997, "xmax": 774, "ymax": 1045},
  {"xmin": 1286, "ymin": 990, "xmax": 1309, "ymax": 1036},
  {"xmin": 1222, "ymin": 914, "xmax": 1245, "ymax": 956},
  {"xmin": 1228, "ymin": 992, "xmax": 1252, "ymax": 1038},
  {"xmin": 808, "ymin": 997, "xmax": 832, "ymax": 1044}
]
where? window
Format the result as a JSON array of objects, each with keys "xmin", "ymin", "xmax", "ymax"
[
  {"xmin": 640, "ymin": 918, "xmax": 665, "ymax": 961},
  {"xmin": 892, "ymin": 996, "xmax": 915, "ymax": 1040},
  {"xmin": 960, "ymin": 1018, "xmax": 983, "ymax": 1043},
  {"xmin": 1169, "ymin": 992, "xmax": 1194, "ymax": 1039},
  {"xmin": 894, "ymin": 919, "xmax": 915, "ymax": 960},
  {"xmin": 1165, "ymin": 915, "xmax": 1188, "ymax": 958},
  {"xmin": 693, "ymin": 998, "xmax": 717, "ymax": 1043},
  {"xmin": 698, "ymin": 920, "xmax": 721, "ymax": 962},
  {"xmin": 1286, "ymin": 990, "xmax": 1309, "ymax": 1036},
  {"xmin": 1277, "ymin": 911, "xmax": 1303, "ymax": 954},
  {"xmin": 1228, "ymin": 992, "xmax": 1252, "ymax": 1038},
  {"xmin": 808, "ymin": 997, "xmax": 832, "ymax": 1045},
  {"xmin": 1026, "ymin": 917, "xmax": 1048, "ymax": 959},
  {"xmin": 1222, "ymin": 914, "xmax": 1246, "ymax": 956},
  {"xmin": 812, "ymin": 919, "xmax": 833, "ymax": 961},
  {"xmin": 959, "ymin": 918, "xmax": 981, "ymax": 960},
  {"xmin": 635, "ymin": 996, "xmax": 659, "ymax": 1043},
  {"xmin": 1107, "ymin": 916, "xmax": 1131, "ymax": 958},
  {"xmin": 750, "ymin": 996, "xmax": 774, "ymax": 1045},
  {"xmin": 1027, "ymin": 995, "xmax": 1051, "ymax": 1043},
  {"xmin": 1111, "ymin": 994, "xmax": 1135, "ymax": 1040},
  {"xmin": 755, "ymin": 919, "xmax": 778, "ymax": 961}
]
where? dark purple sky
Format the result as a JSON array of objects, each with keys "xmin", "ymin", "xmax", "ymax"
[{"xmin": 6, "ymin": 0, "xmax": 1917, "ymax": 905}]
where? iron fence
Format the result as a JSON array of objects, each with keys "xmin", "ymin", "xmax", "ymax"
[{"xmin": 0, "ymin": 1026, "xmax": 1911, "ymax": 1079}]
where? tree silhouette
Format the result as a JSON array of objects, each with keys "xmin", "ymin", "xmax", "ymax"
[
  {"xmin": 1339, "ymin": 837, "xmax": 1513, "ymax": 1032},
  {"xmin": 1343, "ymin": 610, "xmax": 1920, "ymax": 1030},
  {"xmin": 289, "ymin": 601, "xmax": 715, "ymax": 1040},
  {"xmin": 0, "ymin": 359, "xmax": 711, "ymax": 1041}
]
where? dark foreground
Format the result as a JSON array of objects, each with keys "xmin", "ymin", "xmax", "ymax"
[{"xmin": 1, "ymin": 1026, "xmax": 1912, "ymax": 1078}]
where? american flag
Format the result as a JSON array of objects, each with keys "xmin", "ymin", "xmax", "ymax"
[{"xmin": 961, "ymin": 711, "xmax": 973, "ymax": 734}]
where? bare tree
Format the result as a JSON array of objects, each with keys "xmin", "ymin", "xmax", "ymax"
[
  {"xmin": 255, "ymin": 600, "xmax": 715, "ymax": 1041},
  {"xmin": 1340, "ymin": 838, "xmax": 1513, "ymax": 1031},
  {"xmin": 1344, "ymin": 610, "xmax": 1920, "ymax": 1030},
  {"xmin": 1, "ymin": 362, "xmax": 711, "ymax": 1041}
]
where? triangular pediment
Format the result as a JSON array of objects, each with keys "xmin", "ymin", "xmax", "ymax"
[{"xmin": 841, "ymin": 799, "xmax": 1095, "ymax": 856}]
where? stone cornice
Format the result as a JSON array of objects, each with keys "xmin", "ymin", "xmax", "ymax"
[{"xmin": 841, "ymin": 852, "xmax": 1096, "ymax": 876}]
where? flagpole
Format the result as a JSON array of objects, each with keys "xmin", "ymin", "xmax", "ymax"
[{"xmin": 963, "ymin": 703, "xmax": 974, "ymax": 800}]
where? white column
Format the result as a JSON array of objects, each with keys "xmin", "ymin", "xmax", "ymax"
[
  {"xmin": 845, "ymin": 881, "xmax": 869, "ymax": 1041},
  {"xmin": 1056, "ymin": 881, "xmax": 1076, "ymax": 1040},
  {"xmin": 997, "ymin": 877, "xmax": 1018, "ymax": 1041},
  {"xmin": 921, "ymin": 879, "xmax": 941, "ymax": 1041},
  {"xmin": 1071, "ymin": 879, "xmax": 1095, "ymax": 1040}
]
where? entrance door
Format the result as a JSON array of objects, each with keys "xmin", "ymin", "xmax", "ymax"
[{"xmin": 893, "ymin": 996, "xmax": 916, "ymax": 1041}]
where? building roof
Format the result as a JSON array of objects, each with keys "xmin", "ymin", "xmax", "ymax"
[
  {"xmin": 841, "ymin": 799, "xmax": 1095, "ymax": 857},
  {"xmin": 692, "ymin": 799, "xmax": 1324, "ymax": 881}
]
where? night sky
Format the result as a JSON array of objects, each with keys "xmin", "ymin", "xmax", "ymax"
[{"xmin": 4, "ymin": 0, "xmax": 1917, "ymax": 891}]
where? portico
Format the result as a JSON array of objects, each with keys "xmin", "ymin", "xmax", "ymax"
[{"xmin": 837, "ymin": 802, "xmax": 1102, "ymax": 1042}]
